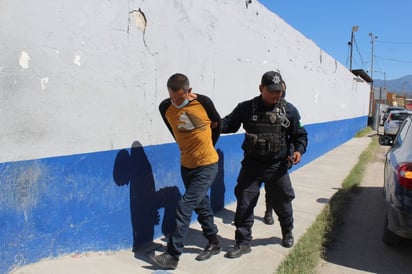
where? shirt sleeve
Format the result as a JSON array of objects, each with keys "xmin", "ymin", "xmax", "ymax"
[
  {"xmin": 196, "ymin": 94, "xmax": 221, "ymax": 146},
  {"xmin": 158, "ymin": 98, "xmax": 175, "ymax": 140},
  {"xmin": 221, "ymin": 102, "xmax": 246, "ymax": 134},
  {"xmin": 287, "ymin": 104, "xmax": 308, "ymax": 155}
]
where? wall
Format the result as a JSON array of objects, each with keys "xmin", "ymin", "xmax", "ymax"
[{"xmin": 0, "ymin": 0, "xmax": 370, "ymax": 272}]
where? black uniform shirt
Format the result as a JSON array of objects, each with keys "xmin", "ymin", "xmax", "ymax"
[{"xmin": 221, "ymin": 95, "xmax": 308, "ymax": 162}]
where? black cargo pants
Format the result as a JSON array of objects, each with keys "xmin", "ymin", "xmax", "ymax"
[{"xmin": 233, "ymin": 159, "xmax": 295, "ymax": 245}]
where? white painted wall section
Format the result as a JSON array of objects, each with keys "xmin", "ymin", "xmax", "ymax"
[{"xmin": 0, "ymin": 0, "xmax": 370, "ymax": 163}]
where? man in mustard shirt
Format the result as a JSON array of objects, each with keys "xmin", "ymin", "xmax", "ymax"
[{"xmin": 150, "ymin": 73, "xmax": 222, "ymax": 270}]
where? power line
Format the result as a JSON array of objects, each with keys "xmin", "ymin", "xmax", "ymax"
[
  {"xmin": 353, "ymin": 35, "xmax": 365, "ymax": 66},
  {"xmin": 375, "ymin": 55, "xmax": 412, "ymax": 64},
  {"xmin": 376, "ymin": 40, "xmax": 412, "ymax": 45}
]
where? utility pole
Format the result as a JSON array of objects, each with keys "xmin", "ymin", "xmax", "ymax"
[
  {"xmin": 369, "ymin": 33, "xmax": 378, "ymax": 89},
  {"xmin": 368, "ymin": 32, "xmax": 378, "ymax": 130},
  {"xmin": 349, "ymin": 26, "xmax": 358, "ymax": 71},
  {"xmin": 374, "ymin": 71, "xmax": 386, "ymax": 93}
]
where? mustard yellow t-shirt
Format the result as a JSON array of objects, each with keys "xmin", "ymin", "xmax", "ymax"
[{"xmin": 160, "ymin": 95, "xmax": 220, "ymax": 169}]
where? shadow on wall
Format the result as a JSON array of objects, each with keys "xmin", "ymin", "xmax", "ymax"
[
  {"xmin": 113, "ymin": 141, "xmax": 180, "ymax": 250},
  {"xmin": 211, "ymin": 149, "xmax": 225, "ymax": 213},
  {"xmin": 112, "ymin": 142, "xmax": 227, "ymax": 250},
  {"xmin": 0, "ymin": 119, "xmax": 366, "ymax": 273}
]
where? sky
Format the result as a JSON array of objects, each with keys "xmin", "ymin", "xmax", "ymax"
[{"xmin": 258, "ymin": 0, "xmax": 412, "ymax": 81}]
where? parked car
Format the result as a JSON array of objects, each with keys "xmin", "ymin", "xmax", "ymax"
[
  {"xmin": 383, "ymin": 110, "xmax": 412, "ymax": 139},
  {"xmin": 381, "ymin": 106, "xmax": 405, "ymax": 126},
  {"xmin": 379, "ymin": 116, "xmax": 412, "ymax": 245}
]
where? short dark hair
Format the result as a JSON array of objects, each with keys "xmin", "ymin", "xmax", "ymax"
[{"xmin": 167, "ymin": 73, "xmax": 190, "ymax": 92}]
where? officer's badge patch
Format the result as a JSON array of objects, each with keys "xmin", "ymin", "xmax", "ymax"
[{"xmin": 272, "ymin": 75, "xmax": 281, "ymax": 84}]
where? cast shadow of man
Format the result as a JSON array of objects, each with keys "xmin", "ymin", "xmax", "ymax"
[
  {"xmin": 113, "ymin": 141, "xmax": 180, "ymax": 252},
  {"xmin": 211, "ymin": 149, "xmax": 237, "ymax": 225},
  {"xmin": 210, "ymin": 149, "xmax": 228, "ymax": 215}
]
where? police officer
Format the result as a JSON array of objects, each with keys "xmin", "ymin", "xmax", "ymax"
[
  {"xmin": 221, "ymin": 70, "xmax": 308, "ymax": 258},
  {"xmin": 263, "ymin": 78, "xmax": 290, "ymax": 225}
]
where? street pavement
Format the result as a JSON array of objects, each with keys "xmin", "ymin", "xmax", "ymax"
[
  {"xmin": 317, "ymin": 135, "xmax": 386, "ymax": 274},
  {"xmin": 10, "ymin": 136, "xmax": 373, "ymax": 274},
  {"xmin": 316, "ymin": 137, "xmax": 412, "ymax": 274}
]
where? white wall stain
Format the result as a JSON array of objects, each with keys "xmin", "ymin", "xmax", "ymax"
[
  {"xmin": 19, "ymin": 51, "xmax": 30, "ymax": 70},
  {"xmin": 314, "ymin": 90, "xmax": 320, "ymax": 104},
  {"xmin": 74, "ymin": 55, "xmax": 81, "ymax": 66},
  {"xmin": 40, "ymin": 77, "xmax": 49, "ymax": 90},
  {"xmin": 1, "ymin": 162, "xmax": 45, "ymax": 222}
]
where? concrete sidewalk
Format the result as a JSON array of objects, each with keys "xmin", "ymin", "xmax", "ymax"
[{"xmin": 10, "ymin": 136, "xmax": 372, "ymax": 274}]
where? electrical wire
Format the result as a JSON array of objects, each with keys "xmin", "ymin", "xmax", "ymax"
[
  {"xmin": 376, "ymin": 40, "xmax": 412, "ymax": 45},
  {"xmin": 353, "ymin": 35, "xmax": 365, "ymax": 66},
  {"xmin": 375, "ymin": 55, "xmax": 412, "ymax": 64}
]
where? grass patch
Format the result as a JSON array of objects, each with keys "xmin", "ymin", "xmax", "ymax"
[
  {"xmin": 276, "ymin": 129, "xmax": 379, "ymax": 274},
  {"xmin": 354, "ymin": 126, "xmax": 373, "ymax": 137},
  {"xmin": 277, "ymin": 208, "xmax": 331, "ymax": 274}
]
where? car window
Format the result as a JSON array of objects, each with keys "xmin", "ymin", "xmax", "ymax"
[
  {"xmin": 390, "ymin": 112, "xmax": 410, "ymax": 121},
  {"xmin": 386, "ymin": 107, "xmax": 404, "ymax": 112},
  {"xmin": 393, "ymin": 118, "xmax": 411, "ymax": 148}
]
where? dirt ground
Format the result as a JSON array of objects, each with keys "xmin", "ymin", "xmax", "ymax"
[{"xmin": 316, "ymin": 139, "xmax": 412, "ymax": 274}]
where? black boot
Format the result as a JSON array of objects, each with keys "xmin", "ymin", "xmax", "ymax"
[
  {"xmin": 195, "ymin": 234, "xmax": 221, "ymax": 261},
  {"xmin": 263, "ymin": 210, "xmax": 274, "ymax": 225},
  {"xmin": 150, "ymin": 252, "xmax": 178, "ymax": 269},
  {"xmin": 225, "ymin": 244, "xmax": 251, "ymax": 259},
  {"xmin": 195, "ymin": 241, "xmax": 221, "ymax": 261},
  {"xmin": 281, "ymin": 229, "xmax": 294, "ymax": 248}
]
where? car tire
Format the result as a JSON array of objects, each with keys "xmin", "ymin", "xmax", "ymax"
[{"xmin": 383, "ymin": 210, "xmax": 401, "ymax": 246}]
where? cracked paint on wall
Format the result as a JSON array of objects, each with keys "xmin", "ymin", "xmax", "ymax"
[
  {"xmin": 41, "ymin": 77, "xmax": 49, "ymax": 90},
  {"xmin": 130, "ymin": 9, "xmax": 147, "ymax": 33},
  {"xmin": 19, "ymin": 51, "xmax": 30, "ymax": 70},
  {"xmin": 73, "ymin": 55, "xmax": 81, "ymax": 66},
  {"xmin": 129, "ymin": 8, "xmax": 152, "ymax": 52}
]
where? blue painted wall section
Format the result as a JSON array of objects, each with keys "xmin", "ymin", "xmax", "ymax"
[
  {"xmin": 298, "ymin": 115, "xmax": 368, "ymax": 168},
  {"xmin": 0, "ymin": 116, "xmax": 367, "ymax": 273}
]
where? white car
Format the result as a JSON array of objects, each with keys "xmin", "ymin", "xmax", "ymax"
[
  {"xmin": 383, "ymin": 110, "xmax": 412, "ymax": 139},
  {"xmin": 380, "ymin": 106, "xmax": 405, "ymax": 126}
]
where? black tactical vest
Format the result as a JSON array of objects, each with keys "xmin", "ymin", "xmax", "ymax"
[{"xmin": 242, "ymin": 98, "xmax": 288, "ymax": 161}]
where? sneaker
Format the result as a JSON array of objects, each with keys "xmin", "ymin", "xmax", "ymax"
[
  {"xmin": 263, "ymin": 211, "xmax": 274, "ymax": 225},
  {"xmin": 224, "ymin": 244, "xmax": 251, "ymax": 259},
  {"xmin": 150, "ymin": 252, "xmax": 178, "ymax": 270},
  {"xmin": 282, "ymin": 231, "xmax": 294, "ymax": 248},
  {"xmin": 195, "ymin": 242, "xmax": 221, "ymax": 261}
]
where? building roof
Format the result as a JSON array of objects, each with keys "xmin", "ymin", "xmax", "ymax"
[{"xmin": 351, "ymin": 69, "xmax": 373, "ymax": 83}]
